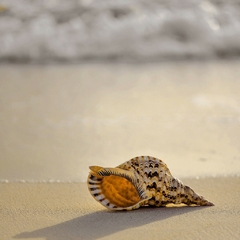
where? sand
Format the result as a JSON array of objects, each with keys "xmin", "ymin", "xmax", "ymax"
[
  {"xmin": 1, "ymin": 60, "xmax": 240, "ymax": 182},
  {"xmin": 1, "ymin": 177, "xmax": 240, "ymax": 240},
  {"xmin": 0, "ymin": 61, "xmax": 240, "ymax": 239}
]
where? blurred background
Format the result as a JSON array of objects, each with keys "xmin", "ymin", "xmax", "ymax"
[
  {"xmin": 1, "ymin": 0, "xmax": 240, "ymax": 62},
  {"xmin": 0, "ymin": 0, "xmax": 240, "ymax": 182}
]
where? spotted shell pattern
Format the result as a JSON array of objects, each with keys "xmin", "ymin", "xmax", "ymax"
[{"xmin": 87, "ymin": 156, "xmax": 214, "ymax": 210}]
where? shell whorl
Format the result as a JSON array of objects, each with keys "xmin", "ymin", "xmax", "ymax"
[{"xmin": 87, "ymin": 156, "xmax": 214, "ymax": 210}]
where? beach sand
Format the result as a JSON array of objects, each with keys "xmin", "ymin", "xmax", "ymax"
[
  {"xmin": 0, "ymin": 61, "xmax": 240, "ymax": 239},
  {"xmin": 1, "ymin": 60, "xmax": 240, "ymax": 182},
  {"xmin": 1, "ymin": 177, "xmax": 240, "ymax": 240}
]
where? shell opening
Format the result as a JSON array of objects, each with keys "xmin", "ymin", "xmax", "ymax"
[{"xmin": 101, "ymin": 175, "xmax": 141, "ymax": 208}]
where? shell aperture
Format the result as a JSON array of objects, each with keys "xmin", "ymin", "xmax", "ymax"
[{"xmin": 87, "ymin": 156, "xmax": 214, "ymax": 210}]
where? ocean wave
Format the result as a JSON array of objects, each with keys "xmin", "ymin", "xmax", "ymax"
[{"xmin": 0, "ymin": 0, "xmax": 240, "ymax": 62}]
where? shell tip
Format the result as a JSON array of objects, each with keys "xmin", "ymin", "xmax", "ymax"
[
  {"xmin": 206, "ymin": 201, "xmax": 214, "ymax": 206},
  {"xmin": 202, "ymin": 200, "xmax": 214, "ymax": 206}
]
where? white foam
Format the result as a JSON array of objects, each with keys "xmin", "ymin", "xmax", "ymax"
[
  {"xmin": 1, "ymin": 172, "xmax": 239, "ymax": 184},
  {"xmin": 0, "ymin": 179, "xmax": 82, "ymax": 183},
  {"xmin": 0, "ymin": 0, "xmax": 240, "ymax": 62}
]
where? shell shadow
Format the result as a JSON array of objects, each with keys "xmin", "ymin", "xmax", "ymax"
[{"xmin": 14, "ymin": 206, "xmax": 203, "ymax": 240}]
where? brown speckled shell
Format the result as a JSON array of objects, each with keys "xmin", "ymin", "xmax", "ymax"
[{"xmin": 87, "ymin": 156, "xmax": 214, "ymax": 210}]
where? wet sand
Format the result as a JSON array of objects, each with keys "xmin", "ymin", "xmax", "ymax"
[
  {"xmin": 1, "ymin": 61, "xmax": 240, "ymax": 182},
  {"xmin": 1, "ymin": 177, "xmax": 240, "ymax": 240}
]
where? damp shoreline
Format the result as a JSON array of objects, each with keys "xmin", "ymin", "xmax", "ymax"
[{"xmin": 1, "ymin": 60, "xmax": 240, "ymax": 182}]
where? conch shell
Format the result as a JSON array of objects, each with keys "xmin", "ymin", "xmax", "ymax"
[{"xmin": 87, "ymin": 156, "xmax": 214, "ymax": 210}]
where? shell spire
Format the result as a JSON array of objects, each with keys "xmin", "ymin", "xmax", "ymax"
[{"xmin": 87, "ymin": 156, "xmax": 214, "ymax": 210}]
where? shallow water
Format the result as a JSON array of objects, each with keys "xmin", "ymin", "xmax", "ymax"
[
  {"xmin": 0, "ymin": 0, "xmax": 240, "ymax": 62},
  {"xmin": 0, "ymin": 61, "xmax": 240, "ymax": 182}
]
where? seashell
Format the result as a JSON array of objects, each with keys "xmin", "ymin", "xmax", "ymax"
[{"xmin": 87, "ymin": 156, "xmax": 214, "ymax": 210}]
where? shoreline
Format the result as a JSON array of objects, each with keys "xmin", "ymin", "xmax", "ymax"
[
  {"xmin": 1, "ymin": 176, "xmax": 240, "ymax": 240},
  {"xmin": 1, "ymin": 61, "xmax": 240, "ymax": 182},
  {"xmin": 1, "ymin": 57, "xmax": 240, "ymax": 66},
  {"xmin": 1, "ymin": 172, "xmax": 240, "ymax": 183}
]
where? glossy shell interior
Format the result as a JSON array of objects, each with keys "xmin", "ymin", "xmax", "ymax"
[{"xmin": 101, "ymin": 175, "xmax": 140, "ymax": 207}]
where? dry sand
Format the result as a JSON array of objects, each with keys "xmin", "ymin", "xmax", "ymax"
[{"xmin": 1, "ymin": 177, "xmax": 240, "ymax": 240}]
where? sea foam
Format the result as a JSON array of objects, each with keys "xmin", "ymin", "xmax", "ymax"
[{"xmin": 0, "ymin": 0, "xmax": 240, "ymax": 62}]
